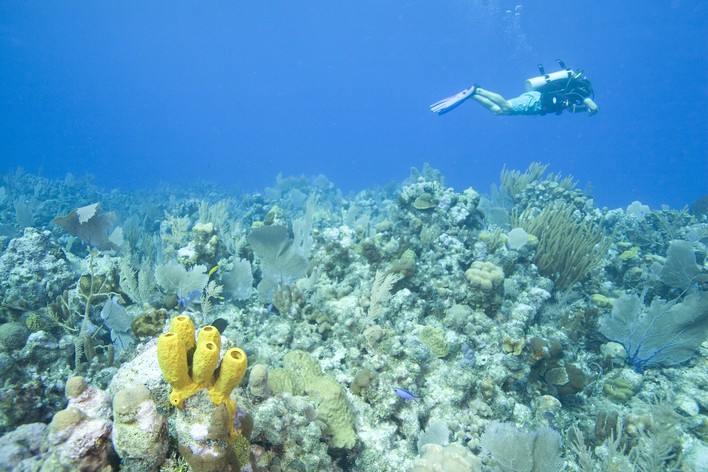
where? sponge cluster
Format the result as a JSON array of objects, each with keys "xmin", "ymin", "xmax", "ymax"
[{"xmin": 156, "ymin": 315, "xmax": 247, "ymax": 427}]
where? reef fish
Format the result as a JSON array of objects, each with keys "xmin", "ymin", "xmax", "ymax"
[{"xmin": 393, "ymin": 387, "xmax": 420, "ymax": 401}]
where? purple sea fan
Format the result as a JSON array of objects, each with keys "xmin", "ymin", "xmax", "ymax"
[{"xmin": 599, "ymin": 291, "xmax": 708, "ymax": 371}]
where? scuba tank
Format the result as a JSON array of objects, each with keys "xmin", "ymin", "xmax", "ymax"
[
  {"xmin": 524, "ymin": 59, "xmax": 579, "ymax": 93},
  {"xmin": 525, "ymin": 69, "xmax": 576, "ymax": 92}
]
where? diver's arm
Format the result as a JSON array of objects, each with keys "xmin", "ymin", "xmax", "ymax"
[{"xmin": 583, "ymin": 97, "xmax": 599, "ymax": 115}]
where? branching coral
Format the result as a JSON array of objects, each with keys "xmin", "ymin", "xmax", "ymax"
[{"xmin": 518, "ymin": 202, "xmax": 610, "ymax": 290}]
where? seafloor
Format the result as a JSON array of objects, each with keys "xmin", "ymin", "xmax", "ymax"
[{"xmin": 0, "ymin": 163, "xmax": 706, "ymax": 472}]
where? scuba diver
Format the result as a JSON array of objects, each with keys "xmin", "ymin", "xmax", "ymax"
[{"xmin": 431, "ymin": 60, "xmax": 599, "ymax": 117}]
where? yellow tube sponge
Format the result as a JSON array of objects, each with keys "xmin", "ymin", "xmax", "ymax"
[
  {"xmin": 156, "ymin": 315, "xmax": 248, "ymax": 416},
  {"xmin": 157, "ymin": 332, "xmax": 196, "ymax": 407},
  {"xmin": 208, "ymin": 348, "xmax": 247, "ymax": 406},
  {"xmin": 196, "ymin": 325, "xmax": 221, "ymax": 353},
  {"xmin": 192, "ymin": 341, "xmax": 219, "ymax": 388},
  {"xmin": 169, "ymin": 315, "xmax": 195, "ymax": 352}
]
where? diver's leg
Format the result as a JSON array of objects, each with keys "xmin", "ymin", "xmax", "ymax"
[
  {"xmin": 472, "ymin": 88, "xmax": 513, "ymax": 115},
  {"xmin": 471, "ymin": 95, "xmax": 503, "ymax": 114}
]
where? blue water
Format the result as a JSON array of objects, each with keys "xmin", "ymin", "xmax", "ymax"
[{"xmin": 1, "ymin": 1, "xmax": 706, "ymax": 209}]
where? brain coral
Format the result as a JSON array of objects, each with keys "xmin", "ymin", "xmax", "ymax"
[
  {"xmin": 0, "ymin": 322, "xmax": 30, "ymax": 352},
  {"xmin": 464, "ymin": 261, "xmax": 504, "ymax": 293},
  {"xmin": 266, "ymin": 350, "xmax": 357, "ymax": 449}
]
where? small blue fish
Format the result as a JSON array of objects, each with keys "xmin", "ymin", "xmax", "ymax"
[
  {"xmin": 393, "ymin": 387, "xmax": 420, "ymax": 401},
  {"xmin": 178, "ymin": 289, "xmax": 202, "ymax": 308}
]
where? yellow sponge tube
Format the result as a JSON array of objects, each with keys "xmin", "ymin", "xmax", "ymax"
[
  {"xmin": 157, "ymin": 332, "xmax": 196, "ymax": 407},
  {"xmin": 192, "ymin": 341, "xmax": 219, "ymax": 387},
  {"xmin": 169, "ymin": 315, "xmax": 195, "ymax": 351},
  {"xmin": 197, "ymin": 325, "xmax": 221, "ymax": 353},
  {"xmin": 208, "ymin": 348, "xmax": 248, "ymax": 405}
]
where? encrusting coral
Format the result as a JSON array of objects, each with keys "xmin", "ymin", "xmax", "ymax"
[
  {"xmin": 39, "ymin": 376, "xmax": 114, "ymax": 471},
  {"xmin": 112, "ymin": 384, "xmax": 168, "ymax": 471}
]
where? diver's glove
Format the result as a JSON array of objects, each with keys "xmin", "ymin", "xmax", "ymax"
[{"xmin": 430, "ymin": 85, "xmax": 477, "ymax": 115}]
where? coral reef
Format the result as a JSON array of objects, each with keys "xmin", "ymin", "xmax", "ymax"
[{"xmin": 0, "ymin": 164, "xmax": 705, "ymax": 471}]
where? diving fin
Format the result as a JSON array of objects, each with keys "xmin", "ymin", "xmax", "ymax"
[{"xmin": 430, "ymin": 85, "xmax": 476, "ymax": 115}]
